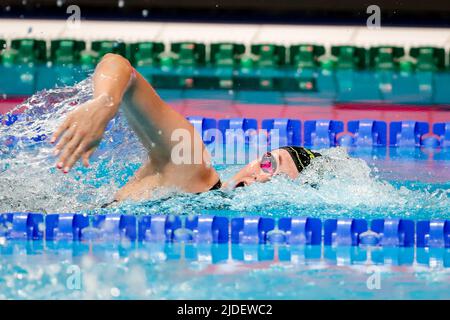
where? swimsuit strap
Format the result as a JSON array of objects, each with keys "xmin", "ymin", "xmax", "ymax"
[{"xmin": 209, "ymin": 179, "xmax": 222, "ymax": 191}]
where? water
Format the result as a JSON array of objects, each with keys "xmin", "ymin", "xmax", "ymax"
[{"xmin": 1, "ymin": 79, "xmax": 449, "ymax": 299}]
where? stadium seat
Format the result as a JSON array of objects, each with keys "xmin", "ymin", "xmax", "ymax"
[
  {"xmin": 290, "ymin": 44, "xmax": 325, "ymax": 69},
  {"xmin": 50, "ymin": 39, "xmax": 86, "ymax": 65},
  {"xmin": 410, "ymin": 47, "xmax": 446, "ymax": 72},
  {"xmin": 210, "ymin": 42, "xmax": 245, "ymax": 68},
  {"xmin": 369, "ymin": 46, "xmax": 405, "ymax": 71},
  {"xmin": 10, "ymin": 38, "xmax": 47, "ymax": 64},
  {"xmin": 251, "ymin": 44, "xmax": 286, "ymax": 68},
  {"xmin": 171, "ymin": 42, "xmax": 206, "ymax": 67},
  {"xmin": 129, "ymin": 41, "xmax": 164, "ymax": 67},
  {"xmin": 91, "ymin": 40, "xmax": 127, "ymax": 58},
  {"xmin": 331, "ymin": 45, "xmax": 366, "ymax": 69}
]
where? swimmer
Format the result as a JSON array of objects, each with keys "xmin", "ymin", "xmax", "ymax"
[{"xmin": 50, "ymin": 54, "xmax": 321, "ymax": 205}]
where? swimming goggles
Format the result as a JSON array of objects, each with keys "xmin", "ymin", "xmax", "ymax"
[{"xmin": 260, "ymin": 152, "xmax": 278, "ymax": 175}]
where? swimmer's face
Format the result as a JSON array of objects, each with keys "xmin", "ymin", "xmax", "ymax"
[{"xmin": 223, "ymin": 149, "xmax": 299, "ymax": 189}]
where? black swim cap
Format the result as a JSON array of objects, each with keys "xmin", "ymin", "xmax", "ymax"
[{"xmin": 280, "ymin": 146, "xmax": 321, "ymax": 173}]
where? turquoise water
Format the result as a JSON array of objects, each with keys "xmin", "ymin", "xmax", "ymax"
[{"xmin": 1, "ymin": 79, "xmax": 450, "ymax": 299}]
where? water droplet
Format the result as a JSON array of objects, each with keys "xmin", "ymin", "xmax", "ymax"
[
  {"xmin": 118, "ymin": 0, "xmax": 124, "ymax": 8},
  {"xmin": 110, "ymin": 287, "xmax": 120, "ymax": 297},
  {"xmin": 142, "ymin": 9, "xmax": 149, "ymax": 17}
]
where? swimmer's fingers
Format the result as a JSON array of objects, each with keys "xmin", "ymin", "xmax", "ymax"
[
  {"xmin": 50, "ymin": 117, "xmax": 71, "ymax": 144},
  {"xmin": 64, "ymin": 143, "xmax": 88, "ymax": 172},
  {"xmin": 57, "ymin": 134, "xmax": 83, "ymax": 172},
  {"xmin": 82, "ymin": 149, "xmax": 95, "ymax": 167},
  {"xmin": 65, "ymin": 138, "xmax": 100, "ymax": 170},
  {"xmin": 54, "ymin": 127, "xmax": 75, "ymax": 156}
]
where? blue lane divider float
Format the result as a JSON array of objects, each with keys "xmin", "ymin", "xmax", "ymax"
[
  {"xmin": 261, "ymin": 118, "xmax": 301, "ymax": 147},
  {"xmin": 0, "ymin": 212, "xmax": 44, "ymax": 240},
  {"xmin": 347, "ymin": 119, "xmax": 387, "ymax": 147},
  {"xmin": 370, "ymin": 219, "xmax": 415, "ymax": 247},
  {"xmin": 187, "ymin": 116, "xmax": 217, "ymax": 144},
  {"xmin": 218, "ymin": 118, "xmax": 258, "ymax": 144},
  {"xmin": 92, "ymin": 214, "xmax": 137, "ymax": 241},
  {"xmin": 433, "ymin": 122, "xmax": 450, "ymax": 148},
  {"xmin": 1, "ymin": 213, "xmax": 449, "ymax": 248},
  {"xmin": 304, "ymin": 120, "xmax": 344, "ymax": 148},
  {"xmin": 324, "ymin": 218, "xmax": 368, "ymax": 246},
  {"xmin": 417, "ymin": 220, "xmax": 450, "ymax": 248},
  {"xmin": 138, "ymin": 215, "xmax": 182, "ymax": 242},
  {"xmin": 390, "ymin": 120, "xmax": 429, "ymax": 147},
  {"xmin": 277, "ymin": 217, "xmax": 322, "ymax": 245},
  {"xmin": 231, "ymin": 217, "xmax": 275, "ymax": 244},
  {"xmin": 46, "ymin": 213, "xmax": 89, "ymax": 241},
  {"xmin": 185, "ymin": 215, "xmax": 229, "ymax": 243}
]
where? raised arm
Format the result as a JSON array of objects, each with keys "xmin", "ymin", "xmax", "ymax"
[
  {"xmin": 51, "ymin": 53, "xmax": 134, "ymax": 172},
  {"xmin": 51, "ymin": 53, "xmax": 219, "ymax": 195}
]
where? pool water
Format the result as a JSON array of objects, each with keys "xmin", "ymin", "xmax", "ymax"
[{"xmin": 0, "ymin": 79, "xmax": 449, "ymax": 299}]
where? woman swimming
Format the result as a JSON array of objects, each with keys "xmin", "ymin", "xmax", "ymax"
[{"xmin": 51, "ymin": 53, "xmax": 320, "ymax": 204}]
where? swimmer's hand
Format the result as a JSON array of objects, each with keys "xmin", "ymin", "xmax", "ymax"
[{"xmin": 50, "ymin": 96, "xmax": 115, "ymax": 173}]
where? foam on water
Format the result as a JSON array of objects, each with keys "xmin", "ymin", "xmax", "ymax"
[{"xmin": 0, "ymin": 78, "xmax": 449, "ymax": 219}]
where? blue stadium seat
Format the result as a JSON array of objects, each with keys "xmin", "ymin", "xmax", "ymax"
[
  {"xmin": 218, "ymin": 118, "xmax": 258, "ymax": 144},
  {"xmin": 417, "ymin": 220, "xmax": 450, "ymax": 248},
  {"xmin": 261, "ymin": 118, "xmax": 301, "ymax": 147},
  {"xmin": 46, "ymin": 213, "xmax": 89, "ymax": 241},
  {"xmin": 138, "ymin": 215, "xmax": 182, "ymax": 242},
  {"xmin": 390, "ymin": 121, "xmax": 429, "ymax": 147},
  {"xmin": 324, "ymin": 218, "xmax": 368, "ymax": 246},
  {"xmin": 2, "ymin": 212, "xmax": 44, "ymax": 240},
  {"xmin": 231, "ymin": 217, "xmax": 275, "ymax": 244},
  {"xmin": 278, "ymin": 217, "xmax": 321, "ymax": 245},
  {"xmin": 371, "ymin": 219, "xmax": 415, "ymax": 247},
  {"xmin": 347, "ymin": 119, "xmax": 387, "ymax": 147},
  {"xmin": 187, "ymin": 116, "xmax": 217, "ymax": 144},
  {"xmin": 92, "ymin": 214, "xmax": 137, "ymax": 241},
  {"xmin": 433, "ymin": 122, "xmax": 450, "ymax": 148},
  {"xmin": 304, "ymin": 120, "xmax": 344, "ymax": 147}
]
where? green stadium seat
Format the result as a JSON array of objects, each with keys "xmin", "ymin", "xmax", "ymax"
[
  {"xmin": 251, "ymin": 44, "xmax": 286, "ymax": 68},
  {"xmin": 369, "ymin": 46, "xmax": 405, "ymax": 71},
  {"xmin": 290, "ymin": 44, "xmax": 325, "ymax": 69},
  {"xmin": 129, "ymin": 42, "xmax": 164, "ymax": 67},
  {"xmin": 0, "ymin": 39, "xmax": 5, "ymax": 64},
  {"xmin": 10, "ymin": 38, "xmax": 47, "ymax": 64},
  {"xmin": 210, "ymin": 43, "xmax": 245, "ymax": 68},
  {"xmin": 50, "ymin": 39, "xmax": 86, "ymax": 65},
  {"xmin": 79, "ymin": 51, "xmax": 97, "ymax": 71},
  {"xmin": 331, "ymin": 46, "xmax": 366, "ymax": 69},
  {"xmin": 410, "ymin": 47, "xmax": 446, "ymax": 72},
  {"xmin": 91, "ymin": 40, "xmax": 127, "ymax": 59},
  {"xmin": 171, "ymin": 42, "xmax": 206, "ymax": 67}
]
